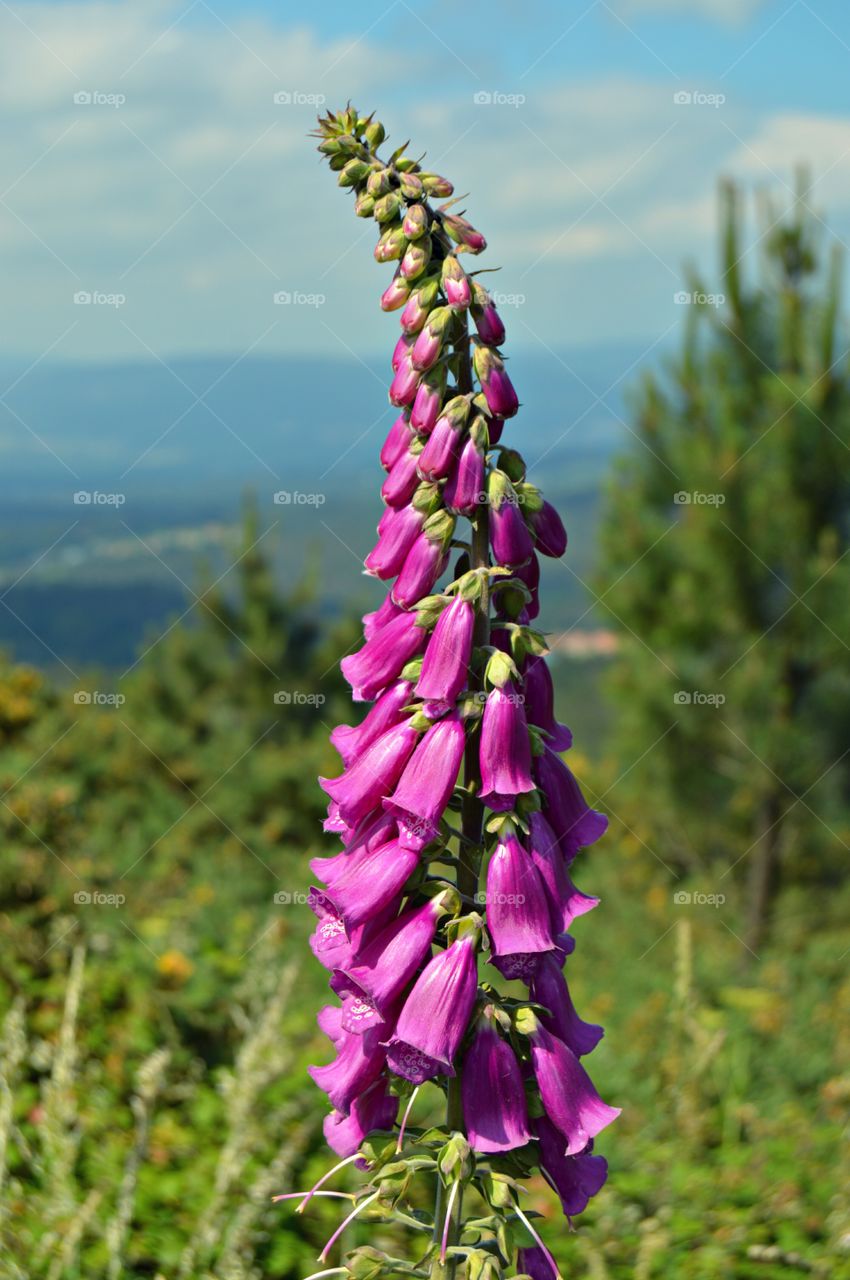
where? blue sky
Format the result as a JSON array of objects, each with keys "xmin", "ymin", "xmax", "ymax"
[{"xmin": 3, "ymin": 0, "xmax": 850, "ymax": 364}]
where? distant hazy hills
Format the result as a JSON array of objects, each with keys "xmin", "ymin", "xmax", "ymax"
[{"xmin": 0, "ymin": 342, "xmax": 651, "ymax": 671}]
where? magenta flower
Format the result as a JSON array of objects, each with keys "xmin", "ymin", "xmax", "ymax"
[
  {"xmin": 525, "ymin": 1014, "xmax": 620, "ymax": 1155},
  {"xmin": 479, "ymin": 682, "xmax": 536, "ymax": 811},
  {"xmin": 445, "ymin": 434, "xmax": 486, "ymax": 516},
  {"xmin": 381, "ymin": 445, "xmax": 421, "ymax": 507},
  {"xmin": 309, "ymin": 1022, "xmax": 387, "ymax": 1116},
  {"xmin": 332, "ymin": 893, "xmax": 450, "ymax": 1031},
  {"xmin": 485, "ymin": 831, "xmax": 556, "ymax": 979},
  {"xmin": 461, "ymin": 1012, "xmax": 532, "ymax": 1152},
  {"xmin": 530, "ymin": 499, "xmax": 568, "ymax": 558},
  {"xmin": 535, "ymin": 748, "xmax": 608, "ymax": 862},
  {"xmin": 415, "ymin": 596, "xmax": 474, "ymax": 708},
  {"xmin": 473, "ymin": 343, "xmax": 518, "ymax": 417},
  {"xmin": 319, "ymin": 719, "xmax": 420, "ymax": 828},
  {"xmin": 535, "ymin": 1115, "xmax": 608, "ymax": 1218},
  {"xmin": 386, "ymin": 935, "xmax": 478, "ymax": 1083},
  {"xmin": 307, "ymin": 108, "xmax": 617, "ymax": 1263},
  {"xmin": 323, "ymin": 1078, "xmax": 399, "ymax": 1157},
  {"xmin": 384, "ymin": 711, "xmax": 466, "ymax": 848},
  {"xmin": 527, "ymin": 810, "xmax": 599, "ymax": 935},
  {"xmin": 365, "ymin": 503, "xmax": 425, "ymax": 579},
  {"xmin": 380, "ymin": 412, "xmax": 415, "ymax": 472},
  {"xmin": 524, "ymin": 656, "xmax": 573, "ymax": 751},
  {"xmin": 330, "ymin": 679, "xmax": 414, "ymax": 769},
  {"xmin": 530, "ymin": 952, "xmax": 604, "ymax": 1057},
  {"xmin": 341, "ymin": 608, "xmax": 426, "ymax": 702},
  {"xmin": 392, "ymin": 530, "xmax": 450, "ymax": 609}
]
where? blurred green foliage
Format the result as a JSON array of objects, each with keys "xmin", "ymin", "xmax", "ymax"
[{"xmin": 597, "ymin": 179, "xmax": 850, "ymax": 951}]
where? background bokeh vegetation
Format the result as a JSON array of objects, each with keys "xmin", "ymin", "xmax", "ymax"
[{"xmin": 1, "ymin": 188, "xmax": 849, "ymax": 1280}]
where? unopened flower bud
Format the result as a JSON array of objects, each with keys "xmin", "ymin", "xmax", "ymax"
[
  {"xmin": 400, "ymin": 275, "xmax": 440, "ymax": 334},
  {"xmin": 473, "ymin": 342, "xmax": 519, "ymax": 418},
  {"xmin": 375, "ymin": 224, "xmax": 407, "ymax": 263},
  {"xmin": 399, "ymin": 171, "xmax": 424, "ymax": 199},
  {"xmin": 400, "ymin": 235, "xmax": 432, "ymax": 281},
  {"xmin": 442, "ymin": 256, "xmax": 472, "ymax": 311},
  {"xmin": 471, "ymin": 282, "xmax": 506, "ymax": 345},
  {"xmin": 402, "ymin": 203, "xmax": 429, "ymax": 240},
  {"xmin": 411, "ymin": 366, "xmax": 447, "ymax": 434},
  {"xmin": 364, "ymin": 119, "xmax": 385, "ymax": 149},
  {"xmin": 367, "ymin": 167, "xmax": 393, "ymax": 197},
  {"xmin": 381, "ymin": 272, "xmax": 411, "ymax": 312},
  {"xmin": 355, "ymin": 191, "xmax": 376, "ymax": 218},
  {"xmin": 374, "ymin": 191, "xmax": 402, "ymax": 224},
  {"xmin": 412, "ymin": 305, "xmax": 453, "ymax": 371},
  {"xmin": 442, "ymin": 211, "xmax": 486, "ymax": 253},
  {"xmin": 389, "ymin": 352, "xmax": 422, "ymax": 407},
  {"xmin": 421, "ymin": 172, "xmax": 454, "ymax": 197},
  {"xmin": 338, "ymin": 158, "xmax": 372, "ymax": 188},
  {"xmin": 392, "ymin": 333, "xmax": 414, "ymax": 372}
]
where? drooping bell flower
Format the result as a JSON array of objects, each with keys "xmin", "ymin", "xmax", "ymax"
[
  {"xmin": 410, "ymin": 366, "xmax": 447, "ymax": 434},
  {"xmin": 386, "ymin": 933, "xmax": 479, "ymax": 1083},
  {"xmin": 392, "ymin": 512, "xmax": 454, "ymax": 609},
  {"xmin": 519, "ymin": 1009, "xmax": 620, "ymax": 1156},
  {"xmin": 380, "ymin": 271, "xmax": 410, "ymax": 313},
  {"xmin": 535, "ymin": 1115, "xmax": 608, "ymax": 1218},
  {"xmin": 489, "ymin": 470, "xmax": 534, "ymax": 567},
  {"xmin": 461, "ymin": 1009, "xmax": 532, "ymax": 1152},
  {"xmin": 517, "ymin": 1247, "xmax": 558, "ymax": 1280},
  {"xmin": 535, "ymin": 748, "xmax": 608, "ymax": 862},
  {"xmin": 412, "ymin": 305, "xmax": 453, "ymax": 371},
  {"xmin": 485, "ymin": 831, "xmax": 556, "ymax": 980},
  {"xmin": 527, "ymin": 811, "xmax": 599, "ymax": 935},
  {"xmin": 418, "ymin": 396, "xmax": 471, "ymax": 482},
  {"xmin": 332, "ymin": 891, "xmax": 454, "ymax": 1031},
  {"xmin": 365, "ymin": 503, "xmax": 425, "ymax": 579},
  {"xmin": 309, "ymin": 1022, "xmax": 387, "ymax": 1116},
  {"xmin": 444, "ymin": 429, "xmax": 486, "ymax": 517},
  {"xmin": 479, "ymin": 682, "xmax": 536, "ymax": 811},
  {"xmin": 341, "ymin": 607, "xmax": 426, "ymax": 701},
  {"xmin": 442, "ymin": 255, "xmax": 471, "ymax": 312},
  {"xmin": 317, "ymin": 1003, "xmax": 345, "ymax": 1047},
  {"xmin": 313, "ymin": 811, "xmax": 398, "ymax": 883},
  {"xmin": 380, "ymin": 412, "xmax": 415, "ymax": 472},
  {"xmin": 473, "ymin": 342, "xmax": 518, "ymax": 418},
  {"xmin": 524, "ymin": 656, "xmax": 573, "ymax": 751},
  {"xmin": 513, "ymin": 551, "xmax": 540, "ymax": 619},
  {"xmin": 415, "ymin": 596, "xmax": 474, "ymax": 709},
  {"xmin": 330, "ymin": 679, "xmax": 415, "ymax": 769},
  {"xmin": 319, "ymin": 720, "xmax": 420, "ymax": 828},
  {"xmin": 309, "ymin": 905, "xmax": 397, "ymax": 974},
  {"xmin": 471, "ymin": 282, "xmax": 506, "ymax": 346},
  {"xmin": 309, "ymin": 837, "xmax": 420, "ymax": 933},
  {"xmin": 529, "ymin": 499, "xmax": 567, "ymax": 559},
  {"xmin": 361, "ymin": 592, "xmax": 402, "ymax": 641},
  {"xmin": 384, "ymin": 711, "xmax": 466, "ymax": 848},
  {"xmin": 530, "ymin": 952, "xmax": 604, "ymax": 1057},
  {"xmin": 389, "ymin": 352, "xmax": 421, "ymax": 407},
  {"xmin": 381, "ymin": 444, "xmax": 421, "ymax": 507},
  {"xmin": 400, "ymin": 274, "xmax": 440, "ymax": 334},
  {"xmin": 323, "ymin": 1077, "xmax": 399, "ymax": 1157},
  {"xmin": 442, "ymin": 211, "xmax": 486, "ymax": 253}
]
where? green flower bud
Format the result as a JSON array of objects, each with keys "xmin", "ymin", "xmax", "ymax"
[
  {"xmin": 399, "ymin": 171, "xmax": 424, "ymax": 199},
  {"xmin": 354, "ymin": 191, "xmax": 376, "ymax": 218},
  {"xmin": 367, "ymin": 167, "xmax": 393, "ymax": 197},
  {"xmin": 338, "ymin": 158, "xmax": 371, "ymax": 188},
  {"xmin": 374, "ymin": 223, "xmax": 407, "ymax": 263},
  {"xmin": 364, "ymin": 119, "xmax": 386, "ymax": 149},
  {"xmin": 421, "ymin": 172, "xmax": 454, "ymax": 197},
  {"xmin": 374, "ymin": 191, "xmax": 402, "ymax": 224}
]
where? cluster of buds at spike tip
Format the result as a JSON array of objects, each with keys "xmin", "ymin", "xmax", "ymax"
[{"xmin": 284, "ymin": 106, "xmax": 617, "ymax": 1280}]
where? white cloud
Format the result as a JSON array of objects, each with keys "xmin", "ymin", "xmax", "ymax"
[{"xmin": 612, "ymin": 0, "xmax": 766, "ymax": 24}]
